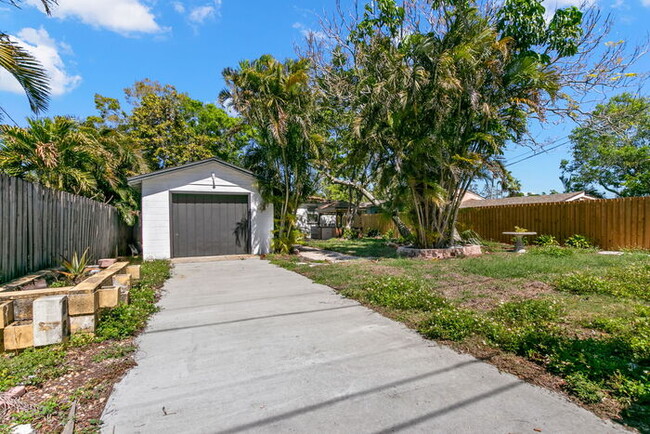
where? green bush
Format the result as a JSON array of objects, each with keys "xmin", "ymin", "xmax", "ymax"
[
  {"xmin": 362, "ymin": 276, "xmax": 447, "ymax": 311},
  {"xmin": 565, "ymin": 372, "xmax": 605, "ymax": 403},
  {"xmin": 382, "ymin": 229, "xmax": 395, "ymax": 240},
  {"xmin": 366, "ymin": 228, "xmax": 380, "ymax": 237},
  {"xmin": 96, "ymin": 260, "xmax": 170, "ymax": 340},
  {"xmin": 534, "ymin": 234, "xmax": 559, "ymax": 247},
  {"xmin": 565, "ymin": 234, "xmax": 593, "ymax": 249}
]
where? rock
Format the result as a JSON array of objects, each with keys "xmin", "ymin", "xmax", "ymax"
[
  {"xmin": 5, "ymin": 386, "xmax": 26, "ymax": 399},
  {"xmin": 11, "ymin": 424, "xmax": 35, "ymax": 434},
  {"xmin": 397, "ymin": 244, "xmax": 483, "ymax": 259}
]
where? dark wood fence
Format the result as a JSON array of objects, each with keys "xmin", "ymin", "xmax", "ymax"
[
  {"xmin": 458, "ymin": 197, "xmax": 650, "ymax": 250},
  {"xmin": 0, "ymin": 174, "xmax": 131, "ymax": 283}
]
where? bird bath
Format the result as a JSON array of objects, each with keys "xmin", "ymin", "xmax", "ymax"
[{"xmin": 502, "ymin": 232, "xmax": 537, "ymax": 253}]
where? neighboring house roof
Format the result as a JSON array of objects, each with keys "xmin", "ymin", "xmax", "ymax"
[
  {"xmin": 127, "ymin": 158, "xmax": 254, "ymax": 186},
  {"xmin": 460, "ymin": 191, "xmax": 596, "ymax": 208},
  {"xmin": 461, "ymin": 191, "xmax": 484, "ymax": 203}
]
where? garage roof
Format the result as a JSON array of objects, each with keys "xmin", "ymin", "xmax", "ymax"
[{"xmin": 127, "ymin": 158, "xmax": 255, "ymax": 186}]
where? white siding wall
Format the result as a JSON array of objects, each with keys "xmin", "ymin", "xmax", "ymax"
[{"xmin": 140, "ymin": 162, "xmax": 273, "ymax": 259}]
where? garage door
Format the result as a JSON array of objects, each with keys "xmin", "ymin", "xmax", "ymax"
[{"xmin": 171, "ymin": 194, "xmax": 250, "ymax": 257}]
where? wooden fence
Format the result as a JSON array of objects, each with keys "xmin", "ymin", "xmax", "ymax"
[
  {"xmin": 354, "ymin": 197, "xmax": 650, "ymax": 250},
  {"xmin": 0, "ymin": 174, "xmax": 131, "ymax": 283},
  {"xmin": 458, "ymin": 197, "xmax": 650, "ymax": 250}
]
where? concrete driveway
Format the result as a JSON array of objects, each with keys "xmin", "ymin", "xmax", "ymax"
[{"xmin": 102, "ymin": 259, "xmax": 624, "ymax": 433}]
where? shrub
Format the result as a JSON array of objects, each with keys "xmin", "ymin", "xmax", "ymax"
[
  {"xmin": 534, "ymin": 234, "xmax": 559, "ymax": 246},
  {"xmin": 343, "ymin": 228, "xmax": 360, "ymax": 240},
  {"xmin": 565, "ymin": 372, "xmax": 605, "ymax": 403},
  {"xmin": 459, "ymin": 229, "xmax": 481, "ymax": 245},
  {"xmin": 362, "ymin": 276, "xmax": 447, "ymax": 311},
  {"xmin": 382, "ymin": 229, "xmax": 395, "ymax": 240},
  {"xmin": 565, "ymin": 234, "xmax": 593, "ymax": 249},
  {"xmin": 366, "ymin": 228, "xmax": 380, "ymax": 237}
]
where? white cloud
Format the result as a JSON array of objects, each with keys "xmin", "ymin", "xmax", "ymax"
[
  {"xmin": 188, "ymin": 5, "xmax": 216, "ymax": 24},
  {"xmin": 173, "ymin": 1, "xmax": 222, "ymax": 26},
  {"xmin": 0, "ymin": 27, "xmax": 81, "ymax": 96},
  {"xmin": 292, "ymin": 22, "xmax": 326, "ymax": 41},
  {"xmin": 27, "ymin": 0, "xmax": 163, "ymax": 35},
  {"xmin": 642, "ymin": 0, "xmax": 650, "ymax": 7},
  {"xmin": 543, "ymin": 0, "xmax": 597, "ymax": 10},
  {"xmin": 172, "ymin": 2, "xmax": 186, "ymax": 13}
]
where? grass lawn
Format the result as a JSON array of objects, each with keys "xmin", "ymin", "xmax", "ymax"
[
  {"xmin": 304, "ymin": 237, "xmax": 399, "ymax": 258},
  {"xmin": 271, "ymin": 239, "xmax": 650, "ymax": 432},
  {"xmin": 0, "ymin": 260, "xmax": 171, "ymax": 433}
]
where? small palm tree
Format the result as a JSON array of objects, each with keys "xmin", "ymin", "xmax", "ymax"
[{"xmin": 0, "ymin": 0, "xmax": 57, "ymax": 115}]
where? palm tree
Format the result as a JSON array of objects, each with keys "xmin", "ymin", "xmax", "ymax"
[
  {"xmin": 220, "ymin": 55, "xmax": 319, "ymax": 252},
  {"xmin": 0, "ymin": 0, "xmax": 56, "ymax": 115},
  {"xmin": 0, "ymin": 117, "xmax": 110, "ymax": 195}
]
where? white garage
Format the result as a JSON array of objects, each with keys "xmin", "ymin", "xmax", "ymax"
[{"xmin": 128, "ymin": 158, "xmax": 274, "ymax": 260}]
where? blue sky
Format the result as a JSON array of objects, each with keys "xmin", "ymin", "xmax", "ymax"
[{"xmin": 1, "ymin": 0, "xmax": 649, "ymax": 194}]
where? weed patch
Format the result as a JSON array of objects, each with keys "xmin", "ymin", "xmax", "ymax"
[{"xmin": 96, "ymin": 260, "xmax": 170, "ymax": 340}]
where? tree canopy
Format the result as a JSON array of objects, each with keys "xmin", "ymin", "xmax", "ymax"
[
  {"xmin": 220, "ymin": 55, "xmax": 320, "ymax": 253},
  {"xmin": 561, "ymin": 93, "xmax": 650, "ymax": 197},
  {"xmin": 308, "ymin": 0, "xmax": 605, "ymax": 247}
]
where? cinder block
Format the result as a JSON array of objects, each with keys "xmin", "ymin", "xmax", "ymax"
[
  {"xmin": 98, "ymin": 287, "xmax": 119, "ymax": 308},
  {"xmin": 33, "ymin": 295, "xmax": 69, "ymax": 347},
  {"xmin": 4, "ymin": 322, "xmax": 34, "ymax": 350},
  {"xmin": 68, "ymin": 291, "xmax": 98, "ymax": 316},
  {"xmin": 12, "ymin": 298, "xmax": 33, "ymax": 321},
  {"xmin": 0, "ymin": 301, "xmax": 13, "ymax": 328},
  {"xmin": 70, "ymin": 314, "xmax": 97, "ymax": 334},
  {"xmin": 112, "ymin": 274, "xmax": 132, "ymax": 304},
  {"xmin": 125, "ymin": 265, "xmax": 141, "ymax": 280}
]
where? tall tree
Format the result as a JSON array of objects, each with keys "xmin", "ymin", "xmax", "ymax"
[
  {"xmin": 220, "ymin": 55, "xmax": 319, "ymax": 253},
  {"xmin": 0, "ymin": 116, "xmax": 147, "ymax": 224},
  {"xmin": 309, "ymin": 0, "xmax": 638, "ymax": 248},
  {"xmin": 561, "ymin": 93, "xmax": 650, "ymax": 197}
]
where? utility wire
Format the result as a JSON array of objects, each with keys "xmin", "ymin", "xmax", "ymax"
[
  {"xmin": 506, "ymin": 139, "xmax": 571, "ymax": 167},
  {"xmin": 0, "ymin": 106, "xmax": 19, "ymax": 127}
]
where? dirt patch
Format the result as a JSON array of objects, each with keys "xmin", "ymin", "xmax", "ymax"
[
  {"xmin": 429, "ymin": 273, "xmax": 554, "ymax": 310},
  {"xmin": 1, "ymin": 339, "xmax": 137, "ymax": 433}
]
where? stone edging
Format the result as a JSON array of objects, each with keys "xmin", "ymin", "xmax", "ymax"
[{"xmin": 397, "ymin": 245, "xmax": 482, "ymax": 259}]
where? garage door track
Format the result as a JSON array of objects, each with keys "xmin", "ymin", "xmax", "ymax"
[{"xmin": 101, "ymin": 259, "xmax": 624, "ymax": 433}]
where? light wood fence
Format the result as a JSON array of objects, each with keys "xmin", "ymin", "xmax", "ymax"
[
  {"xmin": 355, "ymin": 197, "xmax": 650, "ymax": 250},
  {"xmin": 0, "ymin": 174, "xmax": 131, "ymax": 283},
  {"xmin": 458, "ymin": 197, "xmax": 650, "ymax": 250}
]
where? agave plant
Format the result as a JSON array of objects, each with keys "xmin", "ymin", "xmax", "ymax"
[{"xmin": 58, "ymin": 248, "xmax": 91, "ymax": 284}]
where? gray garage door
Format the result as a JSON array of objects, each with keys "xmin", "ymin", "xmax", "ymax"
[{"xmin": 171, "ymin": 194, "xmax": 250, "ymax": 258}]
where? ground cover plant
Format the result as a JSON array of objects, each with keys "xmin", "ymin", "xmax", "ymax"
[
  {"xmin": 271, "ymin": 239, "xmax": 650, "ymax": 432},
  {"xmin": 0, "ymin": 260, "xmax": 171, "ymax": 433},
  {"xmin": 304, "ymin": 238, "xmax": 398, "ymax": 258}
]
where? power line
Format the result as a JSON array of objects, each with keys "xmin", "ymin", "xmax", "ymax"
[
  {"xmin": 0, "ymin": 106, "xmax": 20, "ymax": 127},
  {"xmin": 506, "ymin": 139, "xmax": 571, "ymax": 167}
]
